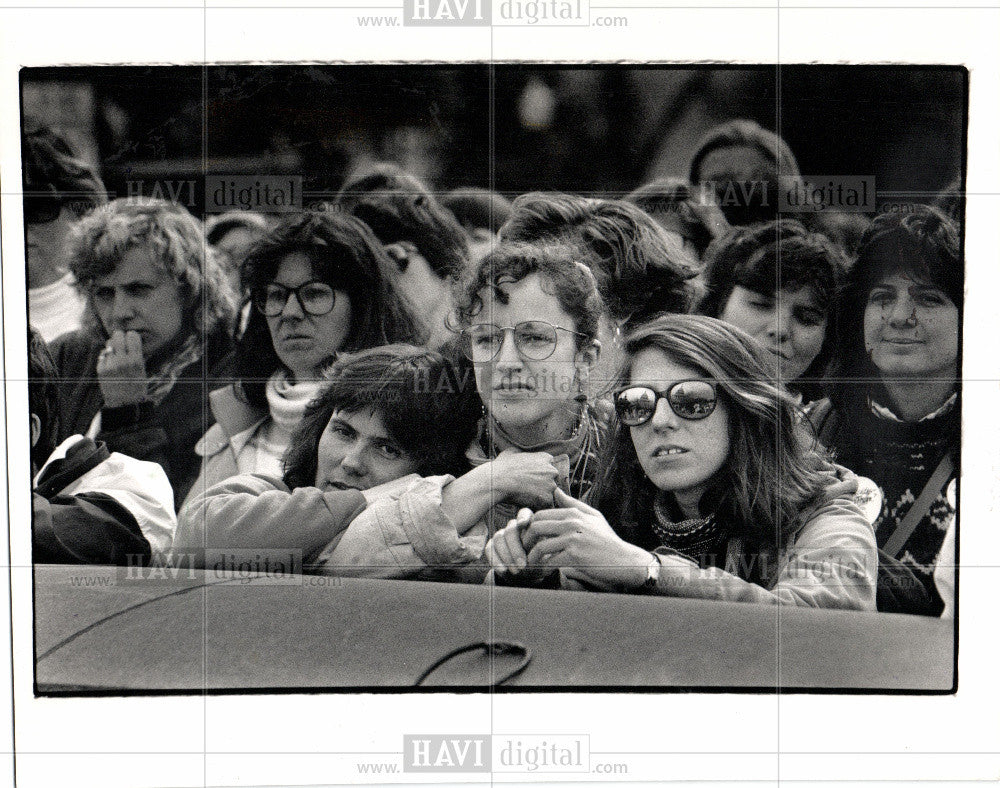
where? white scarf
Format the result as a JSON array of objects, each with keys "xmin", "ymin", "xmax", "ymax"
[{"xmin": 265, "ymin": 370, "xmax": 323, "ymax": 437}]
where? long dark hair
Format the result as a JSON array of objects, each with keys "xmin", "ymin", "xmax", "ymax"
[
  {"xmin": 282, "ymin": 345, "xmax": 481, "ymax": 490},
  {"xmin": 235, "ymin": 211, "xmax": 426, "ymax": 408},
  {"xmin": 594, "ymin": 315, "xmax": 835, "ymax": 552},
  {"xmin": 827, "ymin": 205, "xmax": 962, "ymax": 417}
]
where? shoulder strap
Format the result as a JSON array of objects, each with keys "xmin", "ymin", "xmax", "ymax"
[
  {"xmin": 882, "ymin": 453, "xmax": 955, "ymax": 558},
  {"xmin": 805, "ymin": 398, "xmax": 839, "ymax": 446}
]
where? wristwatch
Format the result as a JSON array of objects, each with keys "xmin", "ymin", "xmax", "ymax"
[{"xmin": 642, "ymin": 552, "xmax": 661, "ymax": 591}]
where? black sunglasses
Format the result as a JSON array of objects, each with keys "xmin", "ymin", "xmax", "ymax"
[{"xmin": 614, "ymin": 380, "xmax": 718, "ymax": 426}]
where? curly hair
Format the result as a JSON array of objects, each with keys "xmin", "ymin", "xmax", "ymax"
[
  {"xmin": 593, "ymin": 315, "xmax": 835, "ymax": 557},
  {"xmin": 698, "ymin": 219, "xmax": 848, "ymax": 382},
  {"xmin": 66, "ymin": 197, "xmax": 237, "ymax": 343},
  {"xmin": 282, "ymin": 345, "xmax": 482, "ymax": 490},
  {"xmin": 499, "ymin": 192, "xmax": 702, "ymax": 324},
  {"xmin": 828, "ymin": 204, "xmax": 962, "ymax": 413},
  {"xmin": 235, "ymin": 211, "xmax": 426, "ymax": 409},
  {"xmin": 453, "ymin": 241, "xmax": 603, "ymax": 350}
]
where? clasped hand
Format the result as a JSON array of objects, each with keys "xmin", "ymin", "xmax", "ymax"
[
  {"xmin": 489, "ymin": 448, "xmax": 563, "ymax": 509},
  {"xmin": 485, "ymin": 488, "xmax": 654, "ymax": 590},
  {"xmin": 96, "ymin": 330, "xmax": 150, "ymax": 408}
]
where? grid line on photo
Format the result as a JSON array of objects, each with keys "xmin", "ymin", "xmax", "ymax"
[{"xmin": 9, "ymin": 6, "xmax": 983, "ymax": 783}]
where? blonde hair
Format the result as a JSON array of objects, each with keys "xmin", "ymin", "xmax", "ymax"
[{"xmin": 67, "ymin": 197, "xmax": 237, "ymax": 341}]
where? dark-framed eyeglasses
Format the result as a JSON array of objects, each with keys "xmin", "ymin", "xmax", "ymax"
[
  {"xmin": 614, "ymin": 380, "xmax": 718, "ymax": 426},
  {"xmin": 460, "ymin": 320, "xmax": 584, "ymax": 361},
  {"xmin": 253, "ymin": 281, "xmax": 337, "ymax": 317}
]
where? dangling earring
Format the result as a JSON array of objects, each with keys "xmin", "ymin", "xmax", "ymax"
[{"xmin": 575, "ymin": 366, "xmax": 589, "ymax": 404}]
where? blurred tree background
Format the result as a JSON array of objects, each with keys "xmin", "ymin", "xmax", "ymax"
[{"xmin": 22, "ymin": 64, "xmax": 965, "ymax": 215}]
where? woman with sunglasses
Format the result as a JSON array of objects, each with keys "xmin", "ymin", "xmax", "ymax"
[
  {"xmin": 318, "ymin": 242, "xmax": 608, "ymax": 580},
  {"xmin": 181, "ymin": 212, "xmax": 423, "ymax": 511},
  {"xmin": 485, "ymin": 314, "xmax": 879, "ymax": 609}
]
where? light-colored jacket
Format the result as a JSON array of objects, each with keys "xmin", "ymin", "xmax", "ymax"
[
  {"xmin": 314, "ymin": 475, "xmax": 489, "ymax": 583},
  {"xmin": 35, "ymin": 434, "xmax": 177, "ymax": 562},
  {"xmin": 173, "ymin": 474, "xmax": 367, "ymax": 568},
  {"xmin": 318, "ymin": 467, "xmax": 881, "ymax": 611},
  {"xmin": 181, "ymin": 385, "xmax": 268, "ymax": 514},
  {"xmin": 637, "ymin": 468, "xmax": 881, "ymax": 610}
]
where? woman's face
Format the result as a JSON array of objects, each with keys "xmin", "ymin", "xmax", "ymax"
[
  {"xmin": 863, "ymin": 271, "xmax": 958, "ymax": 379},
  {"xmin": 719, "ymin": 284, "xmax": 828, "ymax": 380},
  {"xmin": 627, "ymin": 349, "xmax": 730, "ymax": 513},
  {"xmin": 698, "ymin": 145, "xmax": 777, "ymax": 226},
  {"xmin": 313, "ymin": 408, "xmax": 420, "ymax": 491},
  {"xmin": 471, "ymin": 272, "xmax": 592, "ymax": 435},
  {"xmin": 266, "ymin": 252, "xmax": 353, "ymax": 382},
  {"xmin": 92, "ymin": 246, "xmax": 186, "ymax": 361},
  {"xmin": 25, "ymin": 207, "xmax": 77, "ymax": 281}
]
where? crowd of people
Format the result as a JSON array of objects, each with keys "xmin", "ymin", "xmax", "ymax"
[{"xmin": 26, "ymin": 116, "xmax": 961, "ymax": 617}]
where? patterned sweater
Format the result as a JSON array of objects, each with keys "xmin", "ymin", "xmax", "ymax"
[{"xmin": 809, "ymin": 394, "xmax": 958, "ymax": 607}]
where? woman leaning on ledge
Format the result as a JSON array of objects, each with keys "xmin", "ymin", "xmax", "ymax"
[{"xmin": 485, "ymin": 315, "xmax": 880, "ymax": 610}]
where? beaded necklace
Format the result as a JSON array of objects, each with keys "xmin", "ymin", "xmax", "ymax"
[{"xmin": 650, "ymin": 490, "xmax": 727, "ymax": 562}]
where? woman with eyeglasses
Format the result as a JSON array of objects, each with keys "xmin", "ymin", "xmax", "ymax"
[
  {"xmin": 317, "ymin": 242, "xmax": 610, "ymax": 580},
  {"xmin": 181, "ymin": 212, "xmax": 424, "ymax": 512},
  {"xmin": 484, "ymin": 314, "xmax": 879, "ymax": 609}
]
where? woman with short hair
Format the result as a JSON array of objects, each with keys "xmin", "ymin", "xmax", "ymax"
[
  {"xmin": 698, "ymin": 219, "xmax": 847, "ymax": 401},
  {"xmin": 174, "ymin": 345, "xmax": 482, "ymax": 568},
  {"xmin": 51, "ymin": 197, "xmax": 237, "ymax": 506},
  {"xmin": 318, "ymin": 242, "xmax": 611, "ymax": 580},
  {"xmin": 808, "ymin": 205, "xmax": 961, "ymax": 615},
  {"xmin": 182, "ymin": 211, "xmax": 424, "ymax": 511}
]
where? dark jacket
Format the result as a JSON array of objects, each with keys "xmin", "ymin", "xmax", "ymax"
[
  {"xmin": 33, "ymin": 436, "xmax": 177, "ymax": 565},
  {"xmin": 50, "ymin": 329, "xmax": 235, "ymax": 508}
]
